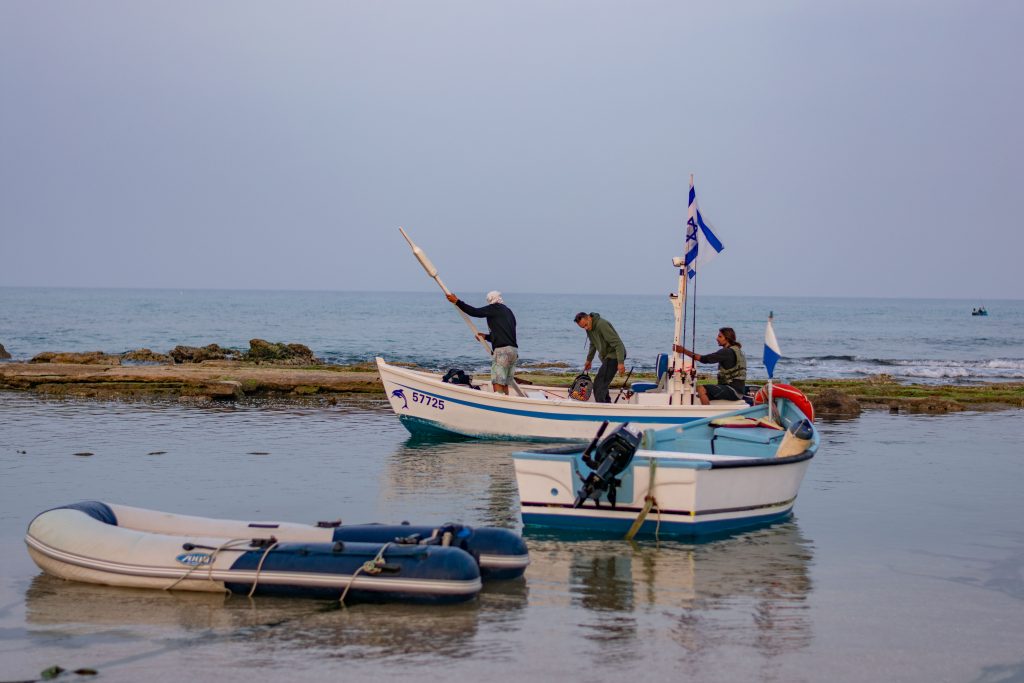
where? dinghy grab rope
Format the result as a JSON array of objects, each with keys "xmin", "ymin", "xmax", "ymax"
[
  {"xmin": 248, "ymin": 540, "xmax": 281, "ymax": 598},
  {"xmin": 339, "ymin": 542, "xmax": 394, "ymax": 607},
  {"xmin": 164, "ymin": 537, "xmax": 258, "ymax": 593}
]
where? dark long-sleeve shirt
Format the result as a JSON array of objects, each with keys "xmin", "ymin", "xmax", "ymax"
[
  {"xmin": 697, "ymin": 346, "xmax": 746, "ymax": 393},
  {"xmin": 455, "ymin": 300, "xmax": 518, "ymax": 350},
  {"xmin": 698, "ymin": 347, "xmax": 737, "ymax": 369}
]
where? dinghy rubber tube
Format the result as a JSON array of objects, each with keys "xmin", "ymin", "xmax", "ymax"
[{"xmin": 25, "ymin": 503, "xmax": 483, "ymax": 604}]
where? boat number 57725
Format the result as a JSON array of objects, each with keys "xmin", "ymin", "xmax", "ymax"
[{"xmin": 412, "ymin": 392, "xmax": 445, "ymax": 410}]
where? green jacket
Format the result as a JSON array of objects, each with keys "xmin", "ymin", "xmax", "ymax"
[{"xmin": 585, "ymin": 313, "xmax": 627, "ymax": 365}]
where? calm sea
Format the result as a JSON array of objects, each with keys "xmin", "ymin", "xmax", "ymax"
[
  {"xmin": 1, "ymin": 394, "xmax": 1022, "ymax": 682},
  {"xmin": 2, "ymin": 287, "xmax": 1024, "ymax": 383}
]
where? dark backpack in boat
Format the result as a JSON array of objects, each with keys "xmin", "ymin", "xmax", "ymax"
[
  {"xmin": 568, "ymin": 373, "xmax": 593, "ymax": 401},
  {"xmin": 442, "ymin": 368, "xmax": 478, "ymax": 389}
]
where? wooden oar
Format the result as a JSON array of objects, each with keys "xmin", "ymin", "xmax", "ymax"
[
  {"xmin": 398, "ymin": 227, "xmax": 527, "ymax": 398},
  {"xmin": 399, "ymin": 227, "xmax": 492, "ymax": 357}
]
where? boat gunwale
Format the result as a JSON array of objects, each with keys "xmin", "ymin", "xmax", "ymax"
[
  {"xmin": 376, "ymin": 357, "xmax": 746, "ymax": 414},
  {"xmin": 513, "ymin": 448, "xmax": 816, "ymax": 469}
]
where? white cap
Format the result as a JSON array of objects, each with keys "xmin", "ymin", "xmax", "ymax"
[{"xmin": 486, "ymin": 290, "xmax": 503, "ymax": 304}]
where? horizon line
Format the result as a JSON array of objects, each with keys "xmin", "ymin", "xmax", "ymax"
[{"xmin": 0, "ymin": 284, "xmax": 1017, "ymax": 303}]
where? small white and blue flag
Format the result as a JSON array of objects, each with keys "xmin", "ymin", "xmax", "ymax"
[
  {"xmin": 763, "ymin": 311, "xmax": 782, "ymax": 378},
  {"xmin": 683, "ymin": 177, "xmax": 725, "ymax": 278}
]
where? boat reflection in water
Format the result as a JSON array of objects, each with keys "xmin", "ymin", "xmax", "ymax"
[
  {"xmin": 381, "ymin": 435, "xmax": 523, "ymax": 529},
  {"xmin": 525, "ymin": 521, "xmax": 814, "ymax": 659},
  {"xmin": 24, "ymin": 574, "xmax": 527, "ymax": 661}
]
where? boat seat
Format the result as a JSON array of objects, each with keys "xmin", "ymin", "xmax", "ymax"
[{"xmin": 712, "ymin": 427, "xmax": 786, "ymax": 445}]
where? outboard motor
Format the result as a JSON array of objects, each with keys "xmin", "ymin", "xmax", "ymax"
[{"xmin": 574, "ymin": 422, "xmax": 642, "ymax": 508}]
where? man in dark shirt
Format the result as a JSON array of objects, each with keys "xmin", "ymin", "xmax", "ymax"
[
  {"xmin": 446, "ymin": 291, "xmax": 518, "ymax": 395},
  {"xmin": 574, "ymin": 312, "xmax": 627, "ymax": 403},
  {"xmin": 674, "ymin": 327, "xmax": 747, "ymax": 405}
]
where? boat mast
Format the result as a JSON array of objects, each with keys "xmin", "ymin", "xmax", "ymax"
[
  {"xmin": 668, "ymin": 173, "xmax": 696, "ymax": 405},
  {"xmin": 669, "ymin": 261, "xmax": 688, "ymax": 404}
]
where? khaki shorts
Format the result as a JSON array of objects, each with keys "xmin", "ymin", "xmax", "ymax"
[{"xmin": 491, "ymin": 346, "xmax": 518, "ymax": 385}]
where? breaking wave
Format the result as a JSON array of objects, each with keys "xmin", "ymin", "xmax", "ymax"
[{"xmin": 785, "ymin": 356, "xmax": 1024, "ymax": 383}]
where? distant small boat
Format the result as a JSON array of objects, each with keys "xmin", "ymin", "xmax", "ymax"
[
  {"xmin": 972, "ymin": 306, "xmax": 988, "ymax": 316},
  {"xmin": 513, "ymin": 385, "xmax": 818, "ymax": 538},
  {"xmin": 25, "ymin": 502, "xmax": 528, "ymax": 604}
]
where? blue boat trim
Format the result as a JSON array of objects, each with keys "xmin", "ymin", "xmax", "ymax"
[
  {"xmin": 708, "ymin": 451, "xmax": 814, "ymax": 468},
  {"xmin": 399, "ymin": 414, "xmax": 584, "ymax": 442},
  {"xmin": 514, "ymin": 450, "xmax": 711, "ymax": 469},
  {"xmin": 513, "ymin": 450, "xmax": 813, "ymax": 470},
  {"xmin": 521, "ymin": 509, "xmax": 794, "ymax": 537},
  {"xmin": 520, "ymin": 495, "xmax": 797, "ymax": 518},
  {"xmin": 393, "ymin": 382, "xmax": 704, "ymax": 425},
  {"xmin": 34, "ymin": 501, "xmax": 118, "ymax": 526}
]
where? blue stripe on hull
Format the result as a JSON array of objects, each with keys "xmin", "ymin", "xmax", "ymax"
[
  {"xmin": 221, "ymin": 581, "xmax": 475, "ymax": 604},
  {"xmin": 398, "ymin": 414, "xmax": 583, "ymax": 442},
  {"xmin": 521, "ymin": 508, "xmax": 794, "ymax": 539},
  {"xmin": 393, "ymin": 383, "xmax": 705, "ymax": 425},
  {"xmin": 225, "ymin": 542, "xmax": 481, "ymax": 604}
]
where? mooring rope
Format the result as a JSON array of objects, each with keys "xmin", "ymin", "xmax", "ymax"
[
  {"xmin": 338, "ymin": 542, "xmax": 393, "ymax": 607},
  {"xmin": 625, "ymin": 446, "xmax": 661, "ymax": 542},
  {"xmin": 247, "ymin": 540, "xmax": 281, "ymax": 598},
  {"xmin": 164, "ymin": 537, "xmax": 254, "ymax": 592}
]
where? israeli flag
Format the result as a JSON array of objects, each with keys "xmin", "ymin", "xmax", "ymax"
[
  {"xmin": 683, "ymin": 177, "xmax": 725, "ymax": 278},
  {"xmin": 763, "ymin": 311, "xmax": 782, "ymax": 379}
]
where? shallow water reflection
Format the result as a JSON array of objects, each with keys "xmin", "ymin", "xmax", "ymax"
[
  {"xmin": 24, "ymin": 574, "xmax": 528, "ymax": 667},
  {"xmin": 4, "ymin": 395, "xmax": 1024, "ymax": 682},
  {"xmin": 527, "ymin": 522, "xmax": 813, "ymax": 659}
]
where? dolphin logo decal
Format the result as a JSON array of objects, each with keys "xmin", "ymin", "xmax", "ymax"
[{"xmin": 391, "ymin": 389, "xmax": 408, "ymax": 410}]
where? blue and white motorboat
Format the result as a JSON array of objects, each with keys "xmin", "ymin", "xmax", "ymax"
[
  {"xmin": 25, "ymin": 502, "xmax": 528, "ymax": 604},
  {"xmin": 512, "ymin": 387, "xmax": 818, "ymax": 538}
]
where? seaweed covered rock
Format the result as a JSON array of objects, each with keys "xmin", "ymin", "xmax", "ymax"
[
  {"xmin": 0, "ymin": 343, "xmax": 10, "ymax": 360},
  {"xmin": 811, "ymin": 388, "xmax": 862, "ymax": 417},
  {"xmin": 30, "ymin": 351, "xmax": 121, "ymax": 365},
  {"xmin": 898, "ymin": 397, "xmax": 965, "ymax": 414},
  {"xmin": 169, "ymin": 344, "xmax": 240, "ymax": 364},
  {"xmin": 121, "ymin": 348, "xmax": 173, "ymax": 364},
  {"xmin": 244, "ymin": 339, "xmax": 321, "ymax": 365}
]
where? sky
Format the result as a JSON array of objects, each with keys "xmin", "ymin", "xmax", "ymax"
[{"xmin": 1, "ymin": 1, "xmax": 1022, "ymax": 299}]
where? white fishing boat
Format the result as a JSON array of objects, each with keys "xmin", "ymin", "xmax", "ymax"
[
  {"xmin": 512, "ymin": 386, "xmax": 817, "ymax": 538},
  {"xmin": 385, "ymin": 184, "xmax": 745, "ymax": 441},
  {"xmin": 378, "ymin": 356, "xmax": 744, "ymax": 440}
]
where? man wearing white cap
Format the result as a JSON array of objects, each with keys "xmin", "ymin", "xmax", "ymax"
[{"xmin": 446, "ymin": 291, "xmax": 518, "ymax": 395}]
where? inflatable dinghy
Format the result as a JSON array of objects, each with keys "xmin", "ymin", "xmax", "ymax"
[{"xmin": 26, "ymin": 502, "xmax": 528, "ymax": 604}]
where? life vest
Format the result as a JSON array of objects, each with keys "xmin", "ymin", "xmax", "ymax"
[{"xmin": 718, "ymin": 345, "xmax": 747, "ymax": 386}]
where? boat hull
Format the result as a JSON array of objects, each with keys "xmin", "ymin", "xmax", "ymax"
[
  {"xmin": 513, "ymin": 396, "xmax": 818, "ymax": 538},
  {"xmin": 378, "ymin": 357, "xmax": 745, "ymax": 441},
  {"xmin": 514, "ymin": 451, "xmax": 811, "ymax": 538},
  {"xmin": 25, "ymin": 503, "xmax": 497, "ymax": 603}
]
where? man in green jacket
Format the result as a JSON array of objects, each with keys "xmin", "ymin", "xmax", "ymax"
[{"xmin": 574, "ymin": 312, "xmax": 627, "ymax": 403}]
